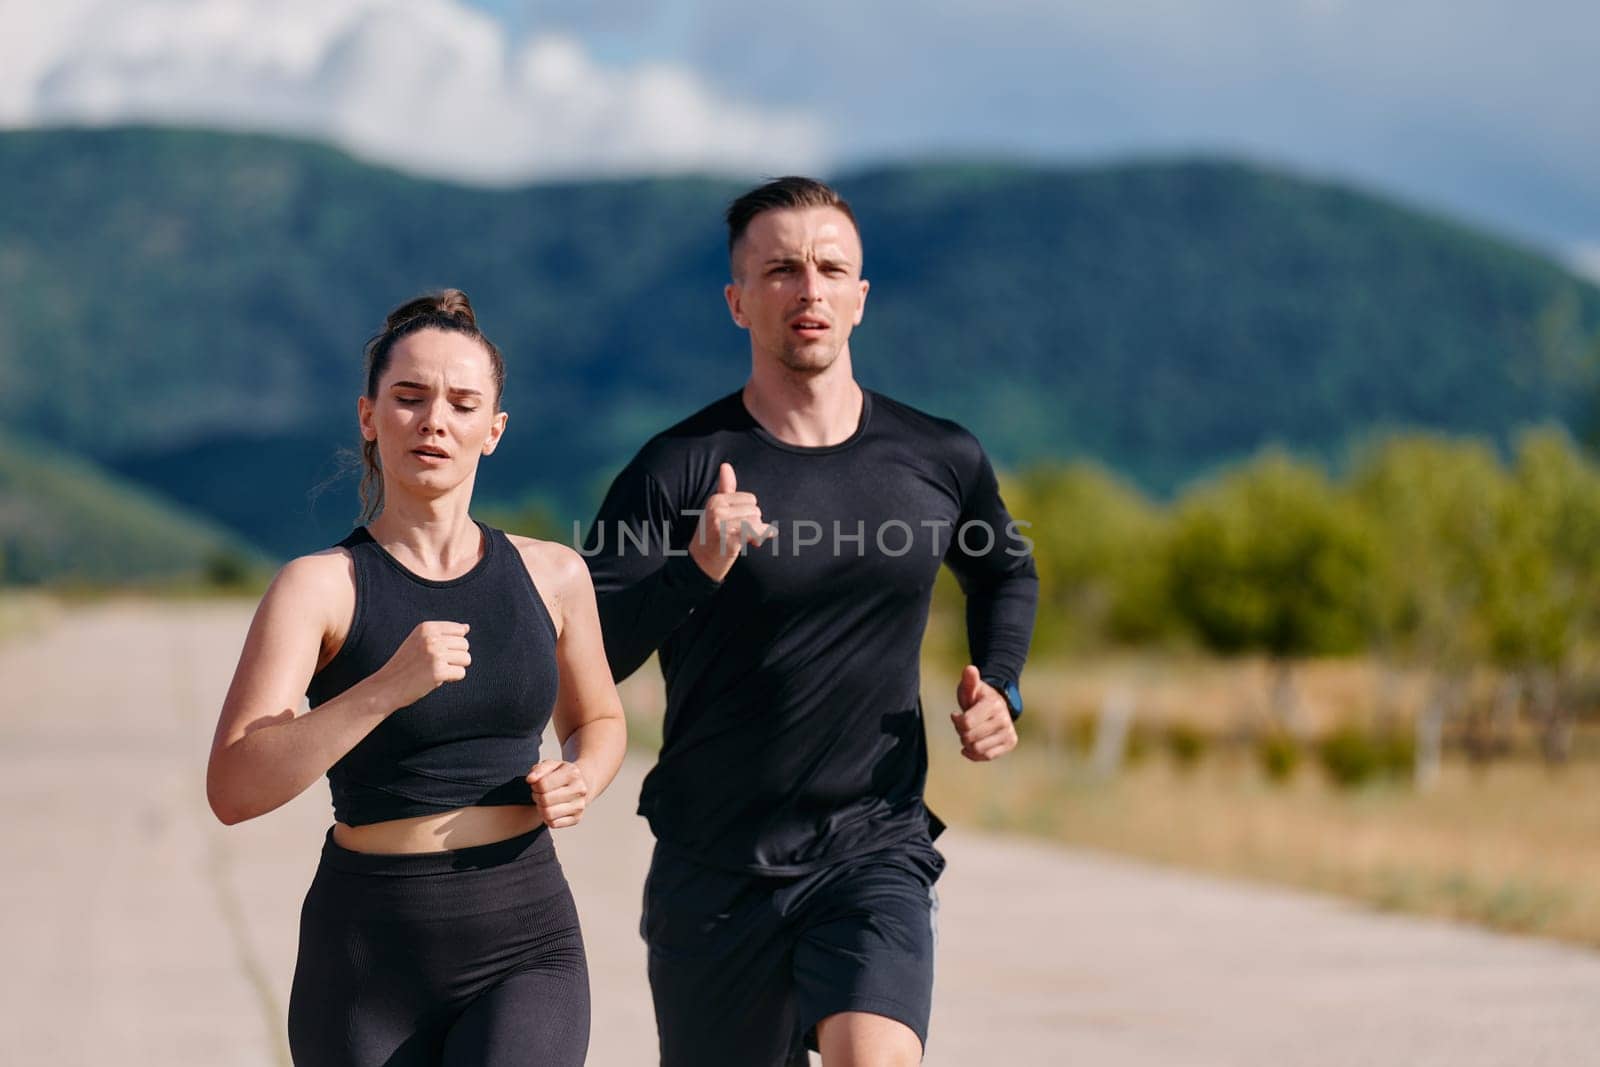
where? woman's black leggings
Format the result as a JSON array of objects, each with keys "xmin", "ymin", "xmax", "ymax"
[{"xmin": 287, "ymin": 824, "xmax": 589, "ymax": 1066}]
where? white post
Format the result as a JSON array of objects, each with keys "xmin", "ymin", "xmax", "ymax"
[{"xmin": 1093, "ymin": 687, "xmax": 1135, "ymax": 778}]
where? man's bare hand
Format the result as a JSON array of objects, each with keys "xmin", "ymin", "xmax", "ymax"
[
  {"xmin": 950, "ymin": 665, "xmax": 1017, "ymax": 762},
  {"xmin": 689, "ymin": 462, "xmax": 777, "ymax": 582}
]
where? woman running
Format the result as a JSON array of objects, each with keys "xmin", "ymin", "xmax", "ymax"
[{"xmin": 206, "ymin": 290, "xmax": 625, "ymax": 1065}]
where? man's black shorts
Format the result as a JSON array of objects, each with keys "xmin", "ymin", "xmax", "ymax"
[{"xmin": 642, "ymin": 836, "xmax": 945, "ymax": 1067}]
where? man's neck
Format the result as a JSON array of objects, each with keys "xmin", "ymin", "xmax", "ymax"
[{"xmin": 743, "ymin": 350, "xmax": 864, "ymax": 448}]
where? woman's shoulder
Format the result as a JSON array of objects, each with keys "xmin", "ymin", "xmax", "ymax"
[
  {"xmin": 503, "ymin": 533, "xmax": 593, "ymax": 627},
  {"xmin": 504, "ymin": 533, "xmax": 588, "ymax": 590},
  {"xmin": 265, "ymin": 546, "xmax": 357, "ymax": 609},
  {"xmin": 237, "ymin": 547, "xmax": 357, "ymax": 660}
]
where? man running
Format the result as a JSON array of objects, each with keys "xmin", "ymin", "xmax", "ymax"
[{"xmin": 585, "ymin": 176, "xmax": 1037, "ymax": 1066}]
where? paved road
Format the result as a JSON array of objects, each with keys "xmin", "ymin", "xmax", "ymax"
[{"xmin": 3, "ymin": 601, "xmax": 1599, "ymax": 1065}]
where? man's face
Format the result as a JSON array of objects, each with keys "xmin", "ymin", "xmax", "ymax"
[{"xmin": 725, "ymin": 205, "xmax": 869, "ymax": 375}]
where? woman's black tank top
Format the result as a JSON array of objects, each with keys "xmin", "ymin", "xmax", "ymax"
[{"xmin": 306, "ymin": 522, "xmax": 560, "ymax": 827}]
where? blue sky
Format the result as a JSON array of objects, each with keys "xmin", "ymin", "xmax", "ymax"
[
  {"xmin": 4, "ymin": 0, "xmax": 1596, "ymax": 273},
  {"xmin": 461, "ymin": 0, "xmax": 1600, "ymax": 270}
]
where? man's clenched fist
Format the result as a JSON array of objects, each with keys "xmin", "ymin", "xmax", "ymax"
[
  {"xmin": 689, "ymin": 462, "xmax": 777, "ymax": 582},
  {"xmin": 950, "ymin": 665, "xmax": 1017, "ymax": 762}
]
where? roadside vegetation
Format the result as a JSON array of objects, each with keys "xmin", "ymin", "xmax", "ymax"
[{"xmin": 915, "ymin": 427, "xmax": 1600, "ymax": 945}]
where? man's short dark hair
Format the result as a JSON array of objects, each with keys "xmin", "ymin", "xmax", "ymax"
[{"xmin": 725, "ymin": 176, "xmax": 860, "ymax": 263}]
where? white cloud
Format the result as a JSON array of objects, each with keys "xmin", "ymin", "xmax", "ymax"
[
  {"xmin": 4, "ymin": 0, "xmax": 1598, "ymax": 249},
  {"xmin": 0, "ymin": 0, "xmax": 826, "ymax": 182},
  {"xmin": 504, "ymin": 0, "xmax": 1600, "ymax": 248}
]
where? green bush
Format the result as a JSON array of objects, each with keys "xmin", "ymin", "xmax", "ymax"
[
  {"xmin": 1314, "ymin": 722, "xmax": 1417, "ymax": 788},
  {"xmin": 1318, "ymin": 724, "xmax": 1383, "ymax": 788},
  {"xmin": 1257, "ymin": 731, "xmax": 1303, "ymax": 784},
  {"xmin": 1003, "ymin": 464, "xmax": 1172, "ymax": 656},
  {"xmin": 202, "ymin": 549, "xmax": 254, "ymax": 589},
  {"xmin": 1164, "ymin": 721, "xmax": 1210, "ymax": 771},
  {"xmin": 1168, "ymin": 454, "xmax": 1376, "ymax": 664},
  {"xmin": 1377, "ymin": 730, "xmax": 1417, "ymax": 780}
]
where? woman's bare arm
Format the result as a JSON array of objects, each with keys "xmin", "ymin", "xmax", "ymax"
[
  {"xmin": 205, "ymin": 551, "xmax": 469, "ymax": 824},
  {"xmin": 518, "ymin": 540, "xmax": 628, "ymax": 828}
]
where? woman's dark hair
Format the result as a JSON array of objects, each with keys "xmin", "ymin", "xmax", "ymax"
[{"xmin": 358, "ymin": 289, "xmax": 505, "ymax": 523}]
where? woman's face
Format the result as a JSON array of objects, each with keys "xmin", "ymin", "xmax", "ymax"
[{"xmin": 358, "ymin": 327, "xmax": 507, "ymax": 507}]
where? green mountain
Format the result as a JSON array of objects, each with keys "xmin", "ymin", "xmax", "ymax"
[
  {"xmin": 1, "ymin": 127, "xmax": 1596, "ymax": 560},
  {"xmin": 0, "ymin": 439, "xmax": 264, "ymax": 584}
]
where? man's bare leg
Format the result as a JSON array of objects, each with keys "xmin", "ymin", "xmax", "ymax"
[{"xmin": 816, "ymin": 1011, "xmax": 921, "ymax": 1067}]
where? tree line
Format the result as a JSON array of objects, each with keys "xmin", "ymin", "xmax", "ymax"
[{"xmin": 992, "ymin": 426, "xmax": 1600, "ymax": 776}]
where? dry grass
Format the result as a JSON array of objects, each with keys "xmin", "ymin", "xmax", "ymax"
[
  {"xmin": 0, "ymin": 592, "xmax": 62, "ymax": 644},
  {"xmin": 925, "ymin": 712, "xmax": 1600, "ymax": 947},
  {"xmin": 1019, "ymin": 654, "xmax": 1443, "ymax": 734}
]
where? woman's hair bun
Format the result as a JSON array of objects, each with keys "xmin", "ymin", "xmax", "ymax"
[{"xmin": 384, "ymin": 288, "xmax": 477, "ymax": 333}]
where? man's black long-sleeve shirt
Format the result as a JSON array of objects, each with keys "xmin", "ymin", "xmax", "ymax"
[{"xmin": 584, "ymin": 389, "xmax": 1038, "ymax": 874}]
